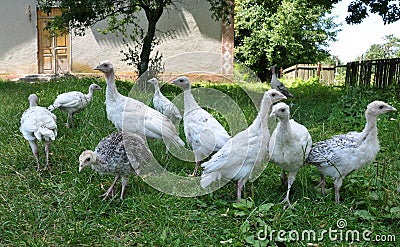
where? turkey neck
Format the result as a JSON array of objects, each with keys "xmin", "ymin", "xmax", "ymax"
[
  {"xmin": 276, "ymin": 117, "xmax": 292, "ymax": 139},
  {"xmin": 29, "ymin": 96, "xmax": 38, "ymax": 107},
  {"xmin": 105, "ymin": 70, "xmax": 119, "ymax": 101},
  {"xmin": 183, "ymin": 88, "xmax": 199, "ymax": 114},
  {"xmin": 86, "ymin": 88, "xmax": 95, "ymax": 101},
  {"xmin": 360, "ymin": 112, "xmax": 378, "ymax": 142},
  {"xmin": 250, "ymin": 94, "xmax": 272, "ymax": 137},
  {"xmin": 153, "ymin": 82, "xmax": 161, "ymax": 96}
]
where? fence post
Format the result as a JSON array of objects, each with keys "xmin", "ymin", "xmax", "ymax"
[{"xmin": 317, "ymin": 63, "xmax": 322, "ymax": 81}]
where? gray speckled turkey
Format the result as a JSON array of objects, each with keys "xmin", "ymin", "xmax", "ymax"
[
  {"xmin": 307, "ymin": 101, "xmax": 396, "ymax": 203},
  {"xmin": 79, "ymin": 131, "xmax": 152, "ymax": 199}
]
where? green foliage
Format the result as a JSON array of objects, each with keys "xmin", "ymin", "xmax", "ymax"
[
  {"xmin": 363, "ymin": 44, "xmax": 389, "ymax": 60},
  {"xmin": 346, "ymin": 0, "xmax": 400, "ymax": 24},
  {"xmin": 234, "ymin": 0, "xmax": 339, "ymax": 81},
  {"xmin": 327, "ymin": 85, "xmax": 398, "ymax": 131},
  {"xmin": 0, "ymin": 78, "xmax": 399, "ymax": 246},
  {"xmin": 362, "ymin": 34, "xmax": 400, "ymax": 60}
]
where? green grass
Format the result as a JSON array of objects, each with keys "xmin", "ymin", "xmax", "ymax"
[{"xmin": 0, "ymin": 77, "xmax": 399, "ymax": 246}]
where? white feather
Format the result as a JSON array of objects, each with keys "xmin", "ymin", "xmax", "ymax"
[
  {"xmin": 200, "ymin": 89, "xmax": 287, "ymax": 199},
  {"xmin": 94, "ymin": 61, "xmax": 185, "ymax": 150}
]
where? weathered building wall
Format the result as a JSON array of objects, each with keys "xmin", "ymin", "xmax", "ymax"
[
  {"xmin": 0, "ymin": 0, "xmax": 225, "ymax": 79},
  {"xmin": 0, "ymin": 0, "xmax": 38, "ymax": 76}
]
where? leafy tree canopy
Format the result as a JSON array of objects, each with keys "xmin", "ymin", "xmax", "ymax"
[
  {"xmin": 241, "ymin": 0, "xmax": 400, "ymax": 25},
  {"xmin": 235, "ymin": 0, "xmax": 339, "ymax": 80},
  {"xmin": 361, "ymin": 34, "xmax": 400, "ymax": 60},
  {"xmin": 346, "ymin": 0, "xmax": 400, "ymax": 24}
]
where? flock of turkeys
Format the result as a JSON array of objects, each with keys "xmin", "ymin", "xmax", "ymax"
[{"xmin": 20, "ymin": 61, "xmax": 397, "ymax": 206}]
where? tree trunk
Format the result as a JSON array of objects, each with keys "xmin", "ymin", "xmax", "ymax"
[
  {"xmin": 136, "ymin": 4, "xmax": 164, "ymax": 91},
  {"xmin": 139, "ymin": 21, "xmax": 157, "ymax": 76}
]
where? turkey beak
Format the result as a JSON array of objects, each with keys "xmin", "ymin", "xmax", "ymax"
[
  {"xmin": 170, "ymin": 80, "xmax": 176, "ymax": 85},
  {"xmin": 269, "ymin": 111, "xmax": 277, "ymax": 118},
  {"xmin": 93, "ymin": 65, "xmax": 100, "ymax": 71},
  {"xmin": 78, "ymin": 163, "xmax": 84, "ymax": 172},
  {"xmin": 389, "ymin": 106, "xmax": 397, "ymax": 112}
]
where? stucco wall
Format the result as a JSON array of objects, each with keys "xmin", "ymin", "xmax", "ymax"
[
  {"xmin": 0, "ymin": 0, "xmax": 38, "ymax": 75},
  {"xmin": 0, "ymin": 0, "xmax": 223, "ymax": 77},
  {"xmin": 72, "ymin": 0, "xmax": 222, "ymax": 74}
]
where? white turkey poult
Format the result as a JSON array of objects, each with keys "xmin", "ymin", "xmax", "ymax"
[
  {"xmin": 20, "ymin": 94, "xmax": 58, "ymax": 170},
  {"xmin": 270, "ymin": 66, "xmax": 293, "ymax": 98},
  {"xmin": 94, "ymin": 61, "xmax": 185, "ymax": 151},
  {"xmin": 79, "ymin": 131, "xmax": 152, "ymax": 200},
  {"xmin": 171, "ymin": 76, "xmax": 231, "ymax": 176},
  {"xmin": 147, "ymin": 78, "xmax": 182, "ymax": 122},
  {"xmin": 48, "ymin": 83, "xmax": 102, "ymax": 128},
  {"xmin": 201, "ymin": 89, "xmax": 287, "ymax": 200},
  {"xmin": 269, "ymin": 102, "xmax": 312, "ymax": 208},
  {"xmin": 307, "ymin": 101, "xmax": 396, "ymax": 203}
]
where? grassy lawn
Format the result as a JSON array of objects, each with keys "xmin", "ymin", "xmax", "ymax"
[{"xmin": 0, "ymin": 77, "xmax": 399, "ymax": 246}]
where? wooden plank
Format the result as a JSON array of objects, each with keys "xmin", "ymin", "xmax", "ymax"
[
  {"xmin": 344, "ymin": 58, "xmax": 400, "ymax": 89},
  {"xmin": 37, "ymin": 7, "xmax": 70, "ymax": 74}
]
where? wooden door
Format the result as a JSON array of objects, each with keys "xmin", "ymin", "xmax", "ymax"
[{"xmin": 37, "ymin": 8, "xmax": 70, "ymax": 74}]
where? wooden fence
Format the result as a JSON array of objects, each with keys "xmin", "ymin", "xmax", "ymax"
[
  {"xmin": 282, "ymin": 64, "xmax": 336, "ymax": 84},
  {"xmin": 342, "ymin": 58, "xmax": 400, "ymax": 88},
  {"xmin": 281, "ymin": 58, "xmax": 400, "ymax": 90}
]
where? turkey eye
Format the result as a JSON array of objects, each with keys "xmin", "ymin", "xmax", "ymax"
[
  {"xmin": 86, "ymin": 157, "xmax": 91, "ymax": 162},
  {"xmin": 271, "ymin": 93, "xmax": 276, "ymax": 97},
  {"xmin": 179, "ymin": 79, "xmax": 183, "ymax": 82},
  {"xmin": 379, "ymin": 105, "xmax": 384, "ymax": 109},
  {"xmin": 281, "ymin": 109, "xmax": 285, "ymax": 112}
]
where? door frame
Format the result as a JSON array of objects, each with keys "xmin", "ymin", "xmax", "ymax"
[{"xmin": 37, "ymin": 7, "xmax": 71, "ymax": 74}]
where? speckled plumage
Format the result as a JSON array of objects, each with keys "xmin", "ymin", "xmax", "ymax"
[
  {"xmin": 307, "ymin": 101, "xmax": 396, "ymax": 203},
  {"xmin": 79, "ymin": 131, "xmax": 152, "ymax": 199},
  {"xmin": 200, "ymin": 89, "xmax": 287, "ymax": 200},
  {"xmin": 20, "ymin": 94, "xmax": 57, "ymax": 170},
  {"xmin": 48, "ymin": 83, "xmax": 102, "ymax": 128}
]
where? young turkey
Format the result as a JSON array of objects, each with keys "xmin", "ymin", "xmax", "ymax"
[
  {"xmin": 171, "ymin": 76, "xmax": 231, "ymax": 176},
  {"xmin": 94, "ymin": 61, "xmax": 185, "ymax": 151},
  {"xmin": 48, "ymin": 83, "xmax": 102, "ymax": 128},
  {"xmin": 147, "ymin": 78, "xmax": 182, "ymax": 122},
  {"xmin": 20, "ymin": 94, "xmax": 58, "ymax": 170},
  {"xmin": 79, "ymin": 131, "xmax": 152, "ymax": 200},
  {"xmin": 269, "ymin": 102, "xmax": 312, "ymax": 208},
  {"xmin": 270, "ymin": 66, "xmax": 293, "ymax": 98},
  {"xmin": 307, "ymin": 101, "xmax": 396, "ymax": 203},
  {"xmin": 200, "ymin": 89, "xmax": 287, "ymax": 200}
]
